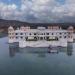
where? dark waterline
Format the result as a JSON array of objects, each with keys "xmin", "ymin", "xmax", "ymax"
[{"xmin": 0, "ymin": 37, "xmax": 75, "ymax": 75}]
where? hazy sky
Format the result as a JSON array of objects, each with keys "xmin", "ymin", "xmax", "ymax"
[{"xmin": 0, "ymin": 0, "xmax": 75, "ymax": 23}]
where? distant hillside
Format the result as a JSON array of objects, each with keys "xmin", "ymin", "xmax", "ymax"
[
  {"xmin": 0, "ymin": 19, "xmax": 75, "ymax": 29},
  {"xmin": 0, "ymin": 19, "xmax": 28, "ymax": 28}
]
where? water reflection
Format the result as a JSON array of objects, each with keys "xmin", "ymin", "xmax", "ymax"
[
  {"xmin": 9, "ymin": 46, "xmax": 19, "ymax": 57},
  {"xmin": 67, "ymin": 43, "xmax": 73, "ymax": 56},
  {"xmin": 9, "ymin": 43, "xmax": 73, "ymax": 57}
]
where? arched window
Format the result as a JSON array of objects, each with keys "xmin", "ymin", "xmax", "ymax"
[
  {"xmin": 64, "ymin": 36, "xmax": 67, "ymax": 38},
  {"xmin": 46, "ymin": 33, "xmax": 49, "ymax": 35},
  {"xmin": 52, "ymin": 33, "xmax": 54, "ymax": 35},
  {"xmin": 16, "ymin": 37, "xmax": 18, "ymax": 39},
  {"xmin": 59, "ymin": 36, "xmax": 62, "ymax": 38},
  {"xmin": 20, "ymin": 33, "xmax": 23, "ymax": 35},
  {"xmin": 15, "ymin": 33, "xmax": 18, "ymax": 35},
  {"xmin": 60, "ymin": 33, "xmax": 62, "ymax": 35},
  {"xmin": 21, "ymin": 37, "xmax": 23, "ymax": 39},
  {"xmin": 34, "ymin": 33, "xmax": 36, "ymax": 35}
]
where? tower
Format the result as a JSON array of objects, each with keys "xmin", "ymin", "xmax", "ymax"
[
  {"xmin": 67, "ymin": 26, "xmax": 74, "ymax": 42},
  {"xmin": 8, "ymin": 26, "xmax": 15, "ymax": 43}
]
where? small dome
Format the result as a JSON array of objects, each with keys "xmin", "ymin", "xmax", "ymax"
[
  {"xmin": 8, "ymin": 26, "xmax": 14, "ymax": 30},
  {"xmin": 68, "ymin": 26, "xmax": 74, "ymax": 30}
]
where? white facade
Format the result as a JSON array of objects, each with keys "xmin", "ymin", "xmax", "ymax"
[{"xmin": 8, "ymin": 26, "xmax": 74, "ymax": 48}]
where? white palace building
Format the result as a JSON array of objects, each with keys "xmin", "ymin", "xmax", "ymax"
[{"xmin": 8, "ymin": 25, "xmax": 74, "ymax": 48}]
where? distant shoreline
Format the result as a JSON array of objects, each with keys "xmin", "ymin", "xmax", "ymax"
[{"xmin": 0, "ymin": 19, "xmax": 75, "ymax": 34}]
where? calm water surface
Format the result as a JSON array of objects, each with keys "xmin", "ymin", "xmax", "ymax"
[{"xmin": 0, "ymin": 37, "xmax": 75, "ymax": 75}]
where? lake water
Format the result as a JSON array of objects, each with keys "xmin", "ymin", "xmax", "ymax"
[{"xmin": 0, "ymin": 37, "xmax": 75, "ymax": 75}]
